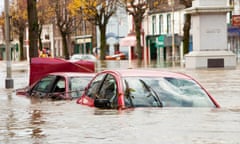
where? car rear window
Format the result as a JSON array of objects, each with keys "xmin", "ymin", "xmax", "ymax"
[{"xmin": 69, "ymin": 77, "xmax": 92, "ymax": 98}]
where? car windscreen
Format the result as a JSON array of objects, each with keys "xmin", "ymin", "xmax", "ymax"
[{"xmin": 123, "ymin": 76, "xmax": 215, "ymax": 107}]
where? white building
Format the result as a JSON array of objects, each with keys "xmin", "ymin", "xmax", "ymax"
[
  {"xmin": 96, "ymin": 6, "xmax": 129, "ymax": 57},
  {"xmin": 144, "ymin": 0, "xmax": 240, "ymax": 62},
  {"xmin": 145, "ymin": 0, "xmax": 185, "ymax": 62}
]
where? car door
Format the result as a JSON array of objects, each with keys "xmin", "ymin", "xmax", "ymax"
[
  {"xmin": 78, "ymin": 73, "xmax": 107, "ymax": 106},
  {"xmin": 97, "ymin": 74, "xmax": 118, "ymax": 108}
]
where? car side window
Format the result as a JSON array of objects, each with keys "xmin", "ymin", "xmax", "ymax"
[
  {"xmin": 98, "ymin": 74, "xmax": 118, "ymax": 108},
  {"xmin": 86, "ymin": 73, "xmax": 106, "ymax": 98},
  {"xmin": 53, "ymin": 76, "xmax": 65, "ymax": 93},
  {"xmin": 69, "ymin": 77, "xmax": 92, "ymax": 98},
  {"xmin": 32, "ymin": 76, "xmax": 56, "ymax": 93}
]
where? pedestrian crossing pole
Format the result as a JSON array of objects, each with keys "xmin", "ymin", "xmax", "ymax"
[{"xmin": 5, "ymin": 0, "xmax": 14, "ymax": 89}]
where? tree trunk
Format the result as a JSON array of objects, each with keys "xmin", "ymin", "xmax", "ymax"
[
  {"xmin": 183, "ymin": 14, "xmax": 191, "ymax": 54},
  {"xmin": 99, "ymin": 25, "xmax": 107, "ymax": 60},
  {"xmin": 61, "ymin": 32, "xmax": 69, "ymax": 59},
  {"xmin": 27, "ymin": 0, "xmax": 39, "ymax": 58},
  {"xmin": 19, "ymin": 28, "xmax": 25, "ymax": 61},
  {"xmin": 38, "ymin": 24, "xmax": 43, "ymax": 51},
  {"xmin": 135, "ymin": 20, "xmax": 142, "ymax": 61},
  {"xmin": 67, "ymin": 34, "xmax": 72, "ymax": 56}
]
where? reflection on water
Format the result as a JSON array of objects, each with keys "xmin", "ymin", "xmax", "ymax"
[
  {"xmin": 29, "ymin": 109, "xmax": 45, "ymax": 138},
  {"xmin": 1, "ymin": 60, "xmax": 240, "ymax": 144},
  {"xmin": 95, "ymin": 60, "xmax": 184, "ymax": 72}
]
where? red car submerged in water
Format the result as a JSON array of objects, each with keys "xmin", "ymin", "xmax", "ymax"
[
  {"xmin": 16, "ymin": 57, "xmax": 95, "ymax": 100},
  {"xmin": 16, "ymin": 72, "xmax": 95, "ymax": 100},
  {"xmin": 76, "ymin": 69, "xmax": 220, "ymax": 109}
]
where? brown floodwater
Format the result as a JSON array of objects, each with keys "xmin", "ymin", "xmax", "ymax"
[{"xmin": 0, "ymin": 60, "xmax": 240, "ymax": 144}]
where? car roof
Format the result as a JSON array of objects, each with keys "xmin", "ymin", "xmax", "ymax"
[
  {"xmin": 102, "ymin": 69, "xmax": 193, "ymax": 80},
  {"xmin": 48, "ymin": 72, "xmax": 95, "ymax": 77}
]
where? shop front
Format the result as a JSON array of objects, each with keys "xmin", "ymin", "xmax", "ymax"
[
  {"xmin": 0, "ymin": 43, "xmax": 19, "ymax": 60},
  {"xmin": 74, "ymin": 35, "xmax": 93, "ymax": 54},
  {"xmin": 146, "ymin": 34, "xmax": 182, "ymax": 62}
]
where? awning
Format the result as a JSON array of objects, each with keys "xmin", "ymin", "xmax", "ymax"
[{"xmin": 120, "ymin": 36, "xmax": 136, "ymax": 47}]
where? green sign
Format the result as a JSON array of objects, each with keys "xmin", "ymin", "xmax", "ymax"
[{"xmin": 157, "ymin": 35, "xmax": 165, "ymax": 47}]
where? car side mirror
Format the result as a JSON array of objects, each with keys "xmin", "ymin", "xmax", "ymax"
[{"xmin": 94, "ymin": 98, "xmax": 111, "ymax": 109}]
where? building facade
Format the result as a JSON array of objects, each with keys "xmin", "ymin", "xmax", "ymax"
[
  {"xmin": 228, "ymin": 0, "xmax": 240, "ymax": 60},
  {"xmin": 146, "ymin": 0, "xmax": 187, "ymax": 63},
  {"xmin": 146, "ymin": 0, "xmax": 240, "ymax": 62},
  {"xmin": 1, "ymin": 0, "xmax": 240, "ymax": 61}
]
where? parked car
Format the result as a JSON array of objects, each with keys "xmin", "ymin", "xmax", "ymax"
[
  {"xmin": 70, "ymin": 54, "xmax": 97, "ymax": 62},
  {"xmin": 16, "ymin": 72, "xmax": 95, "ymax": 100},
  {"xmin": 76, "ymin": 69, "xmax": 220, "ymax": 109},
  {"xmin": 105, "ymin": 53, "xmax": 126, "ymax": 60}
]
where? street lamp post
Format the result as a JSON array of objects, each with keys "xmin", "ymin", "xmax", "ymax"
[
  {"xmin": 81, "ymin": 8, "xmax": 86, "ymax": 54},
  {"xmin": 5, "ymin": 0, "xmax": 14, "ymax": 89},
  {"xmin": 83, "ymin": 16, "xmax": 86, "ymax": 54},
  {"xmin": 171, "ymin": 0, "xmax": 175, "ymax": 61}
]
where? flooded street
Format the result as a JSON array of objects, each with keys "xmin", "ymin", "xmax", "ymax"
[{"xmin": 0, "ymin": 60, "xmax": 240, "ymax": 144}]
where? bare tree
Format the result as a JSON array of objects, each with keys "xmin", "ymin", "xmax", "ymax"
[
  {"xmin": 27, "ymin": 0, "xmax": 39, "ymax": 58},
  {"xmin": 53, "ymin": 0, "xmax": 81, "ymax": 59},
  {"xmin": 37, "ymin": 0, "xmax": 55, "ymax": 51},
  {"xmin": 69, "ymin": 0, "xmax": 118, "ymax": 60},
  {"xmin": 121, "ymin": 0, "xmax": 148, "ymax": 62},
  {"xmin": 11, "ymin": 0, "xmax": 28, "ymax": 60}
]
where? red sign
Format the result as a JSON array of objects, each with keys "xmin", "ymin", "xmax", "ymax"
[{"xmin": 232, "ymin": 15, "xmax": 240, "ymax": 27}]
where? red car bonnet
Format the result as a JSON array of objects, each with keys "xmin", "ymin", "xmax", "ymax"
[{"xmin": 29, "ymin": 57, "xmax": 95, "ymax": 86}]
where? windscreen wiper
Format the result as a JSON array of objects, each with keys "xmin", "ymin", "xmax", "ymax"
[{"xmin": 139, "ymin": 79, "xmax": 163, "ymax": 107}]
